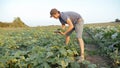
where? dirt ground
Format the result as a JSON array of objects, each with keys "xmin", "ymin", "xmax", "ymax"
[{"xmin": 85, "ymin": 44, "xmax": 111, "ymax": 67}]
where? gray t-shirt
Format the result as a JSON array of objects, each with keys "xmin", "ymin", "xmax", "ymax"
[{"xmin": 59, "ymin": 11, "xmax": 82, "ymax": 25}]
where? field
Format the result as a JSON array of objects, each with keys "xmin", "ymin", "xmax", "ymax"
[{"xmin": 0, "ymin": 22, "xmax": 120, "ymax": 68}]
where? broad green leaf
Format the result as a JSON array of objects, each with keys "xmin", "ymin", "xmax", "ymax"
[
  {"xmin": 43, "ymin": 62, "xmax": 50, "ymax": 68},
  {"xmin": 46, "ymin": 52, "xmax": 54, "ymax": 58},
  {"xmin": 70, "ymin": 62, "xmax": 80, "ymax": 68},
  {"xmin": 59, "ymin": 48, "xmax": 67, "ymax": 56}
]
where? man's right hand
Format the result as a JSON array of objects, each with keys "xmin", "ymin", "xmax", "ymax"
[{"xmin": 54, "ymin": 28, "xmax": 64, "ymax": 34}]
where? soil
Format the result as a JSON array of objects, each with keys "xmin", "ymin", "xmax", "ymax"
[
  {"xmin": 85, "ymin": 44, "xmax": 111, "ymax": 67},
  {"xmin": 83, "ymin": 31, "xmax": 112, "ymax": 67}
]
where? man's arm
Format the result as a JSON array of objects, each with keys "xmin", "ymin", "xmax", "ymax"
[
  {"xmin": 64, "ymin": 18, "xmax": 74, "ymax": 35},
  {"xmin": 62, "ymin": 24, "xmax": 65, "ymax": 30}
]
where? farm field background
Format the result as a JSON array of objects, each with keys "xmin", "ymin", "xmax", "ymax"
[{"xmin": 0, "ymin": 22, "xmax": 120, "ymax": 68}]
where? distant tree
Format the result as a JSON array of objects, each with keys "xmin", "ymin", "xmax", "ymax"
[
  {"xmin": 0, "ymin": 17, "xmax": 28, "ymax": 27},
  {"xmin": 11, "ymin": 17, "xmax": 28, "ymax": 27},
  {"xmin": 115, "ymin": 19, "xmax": 120, "ymax": 22}
]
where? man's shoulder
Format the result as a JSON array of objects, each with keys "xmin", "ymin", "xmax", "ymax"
[{"xmin": 60, "ymin": 12, "xmax": 68, "ymax": 19}]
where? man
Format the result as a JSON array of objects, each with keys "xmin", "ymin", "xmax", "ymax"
[{"xmin": 50, "ymin": 8, "xmax": 84, "ymax": 62}]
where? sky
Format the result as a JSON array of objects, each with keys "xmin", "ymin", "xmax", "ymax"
[{"xmin": 0, "ymin": 0, "xmax": 120, "ymax": 26}]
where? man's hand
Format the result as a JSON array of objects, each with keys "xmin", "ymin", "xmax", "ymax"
[
  {"xmin": 60, "ymin": 32, "xmax": 66, "ymax": 35},
  {"xmin": 54, "ymin": 28, "xmax": 65, "ymax": 34}
]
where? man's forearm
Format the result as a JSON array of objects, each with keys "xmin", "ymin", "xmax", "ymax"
[
  {"xmin": 64, "ymin": 26, "xmax": 73, "ymax": 34},
  {"xmin": 62, "ymin": 24, "xmax": 65, "ymax": 30}
]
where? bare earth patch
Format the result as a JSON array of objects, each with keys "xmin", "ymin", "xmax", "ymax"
[{"xmin": 85, "ymin": 44, "xmax": 111, "ymax": 67}]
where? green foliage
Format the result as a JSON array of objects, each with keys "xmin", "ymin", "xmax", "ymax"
[
  {"xmin": 0, "ymin": 27, "xmax": 96, "ymax": 68},
  {"xmin": 3, "ymin": 24, "xmax": 120, "ymax": 67},
  {"xmin": 84, "ymin": 25, "xmax": 120, "ymax": 67}
]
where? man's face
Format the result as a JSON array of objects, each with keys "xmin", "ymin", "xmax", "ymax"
[{"xmin": 52, "ymin": 13, "xmax": 60, "ymax": 19}]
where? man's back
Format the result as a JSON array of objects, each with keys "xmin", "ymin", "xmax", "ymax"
[{"xmin": 59, "ymin": 11, "xmax": 82, "ymax": 24}]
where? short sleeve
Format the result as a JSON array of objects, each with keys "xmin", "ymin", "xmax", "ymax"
[
  {"xmin": 61, "ymin": 13, "xmax": 69, "ymax": 22},
  {"xmin": 59, "ymin": 12, "xmax": 69, "ymax": 24}
]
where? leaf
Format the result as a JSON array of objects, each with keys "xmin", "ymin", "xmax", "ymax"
[
  {"xmin": 43, "ymin": 62, "xmax": 50, "ymax": 68},
  {"xmin": 111, "ymin": 33, "xmax": 118, "ymax": 39},
  {"xmin": 46, "ymin": 52, "xmax": 54, "ymax": 58},
  {"xmin": 88, "ymin": 64, "xmax": 97, "ymax": 68},
  {"xmin": 59, "ymin": 48, "xmax": 67, "ymax": 56},
  {"xmin": 60, "ymin": 60, "xmax": 68, "ymax": 68},
  {"xmin": 70, "ymin": 62, "xmax": 80, "ymax": 68},
  {"xmin": 0, "ymin": 62, "xmax": 5, "ymax": 68},
  {"xmin": 73, "ymin": 50, "xmax": 79, "ymax": 55},
  {"xmin": 67, "ymin": 50, "xmax": 74, "ymax": 56}
]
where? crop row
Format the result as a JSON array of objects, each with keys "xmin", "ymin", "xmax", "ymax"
[
  {"xmin": 0, "ymin": 27, "xmax": 96, "ymax": 68},
  {"xmin": 84, "ymin": 25, "xmax": 120, "ymax": 67}
]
